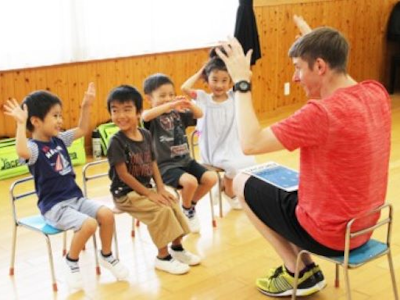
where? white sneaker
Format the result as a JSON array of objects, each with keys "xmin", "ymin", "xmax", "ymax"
[
  {"xmin": 187, "ymin": 212, "xmax": 201, "ymax": 233},
  {"xmin": 182, "ymin": 206, "xmax": 201, "ymax": 233},
  {"xmin": 170, "ymin": 249, "xmax": 201, "ymax": 266},
  {"xmin": 222, "ymin": 191, "xmax": 242, "ymax": 210},
  {"xmin": 65, "ymin": 259, "xmax": 83, "ymax": 290},
  {"xmin": 99, "ymin": 252, "xmax": 129, "ymax": 280},
  {"xmin": 155, "ymin": 257, "xmax": 190, "ymax": 275}
]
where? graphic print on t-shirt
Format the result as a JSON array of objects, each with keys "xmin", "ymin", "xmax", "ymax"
[
  {"xmin": 158, "ymin": 113, "xmax": 189, "ymax": 158},
  {"xmin": 125, "ymin": 144, "xmax": 153, "ymax": 178},
  {"xmin": 42, "ymin": 144, "xmax": 72, "ymax": 176}
]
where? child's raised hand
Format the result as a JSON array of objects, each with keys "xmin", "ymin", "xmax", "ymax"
[
  {"xmin": 170, "ymin": 96, "xmax": 191, "ymax": 112},
  {"xmin": 293, "ymin": 15, "xmax": 312, "ymax": 37},
  {"xmin": 3, "ymin": 98, "xmax": 28, "ymax": 124},
  {"xmin": 82, "ymin": 82, "xmax": 96, "ymax": 107}
]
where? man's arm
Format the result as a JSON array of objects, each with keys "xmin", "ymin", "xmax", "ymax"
[
  {"xmin": 216, "ymin": 39, "xmax": 285, "ymax": 155},
  {"xmin": 3, "ymin": 99, "xmax": 31, "ymax": 159},
  {"xmin": 73, "ymin": 82, "xmax": 96, "ymax": 140}
]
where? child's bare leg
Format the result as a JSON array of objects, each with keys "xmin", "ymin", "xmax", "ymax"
[
  {"xmin": 192, "ymin": 171, "xmax": 218, "ymax": 203},
  {"xmin": 96, "ymin": 207, "xmax": 115, "ymax": 254},
  {"xmin": 68, "ymin": 218, "xmax": 98, "ymax": 259},
  {"xmin": 223, "ymin": 176, "xmax": 235, "ymax": 198},
  {"xmin": 179, "ymin": 173, "xmax": 198, "ymax": 208}
]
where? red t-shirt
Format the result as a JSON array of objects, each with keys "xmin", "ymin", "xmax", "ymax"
[{"xmin": 271, "ymin": 80, "xmax": 391, "ymax": 250}]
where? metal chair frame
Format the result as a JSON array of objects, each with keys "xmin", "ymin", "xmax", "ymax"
[
  {"xmin": 189, "ymin": 129, "xmax": 223, "ymax": 220},
  {"xmin": 292, "ymin": 203, "xmax": 398, "ymax": 300},
  {"xmin": 9, "ymin": 176, "xmax": 99, "ymax": 292}
]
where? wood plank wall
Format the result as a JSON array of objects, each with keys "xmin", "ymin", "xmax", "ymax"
[{"xmin": 0, "ymin": 0, "xmax": 397, "ymax": 152}]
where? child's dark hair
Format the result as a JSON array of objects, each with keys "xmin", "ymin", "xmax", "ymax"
[
  {"xmin": 202, "ymin": 46, "xmax": 229, "ymax": 81},
  {"xmin": 107, "ymin": 85, "xmax": 143, "ymax": 113},
  {"xmin": 22, "ymin": 91, "xmax": 62, "ymax": 132},
  {"xmin": 143, "ymin": 73, "xmax": 174, "ymax": 95}
]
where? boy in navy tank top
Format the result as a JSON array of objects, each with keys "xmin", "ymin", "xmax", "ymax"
[{"xmin": 4, "ymin": 83, "xmax": 128, "ymax": 290}]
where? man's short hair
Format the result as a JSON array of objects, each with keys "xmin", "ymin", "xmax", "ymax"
[{"xmin": 288, "ymin": 27, "xmax": 349, "ymax": 73}]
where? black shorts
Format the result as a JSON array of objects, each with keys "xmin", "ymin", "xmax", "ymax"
[
  {"xmin": 162, "ymin": 160, "xmax": 208, "ymax": 188},
  {"xmin": 244, "ymin": 176, "xmax": 344, "ymax": 256}
]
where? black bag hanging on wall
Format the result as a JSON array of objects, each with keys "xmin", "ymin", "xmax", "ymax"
[{"xmin": 388, "ymin": 2, "xmax": 400, "ymax": 42}]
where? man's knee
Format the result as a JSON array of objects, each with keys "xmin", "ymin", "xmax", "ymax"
[{"xmin": 233, "ymin": 172, "xmax": 251, "ymax": 200}]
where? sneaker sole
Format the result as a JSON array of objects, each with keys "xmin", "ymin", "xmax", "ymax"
[
  {"xmin": 317, "ymin": 279, "xmax": 327, "ymax": 290},
  {"xmin": 257, "ymin": 285, "xmax": 320, "ymax": 297},
  {"xmin": 155, "ymin": 265, "xmax": 190, "ymax": 275}
]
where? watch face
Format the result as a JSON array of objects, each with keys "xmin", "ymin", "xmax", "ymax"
[
  {"xmin": 234, "ymin": 80, "xmax": 251, "ymax": 92},
  {"xmin": 239, "ymin": 82, "xmax": 250, "ymax": 90}
]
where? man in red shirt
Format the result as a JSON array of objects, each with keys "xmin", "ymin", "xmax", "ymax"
[{"xmin": 217, "ymin": 16, "xmax": 391, "ymax": 297}]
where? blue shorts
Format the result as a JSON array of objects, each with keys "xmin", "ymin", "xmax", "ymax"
[{"xmin": 44, "ymin": 197, "xmax": 104, "ymax": 232}]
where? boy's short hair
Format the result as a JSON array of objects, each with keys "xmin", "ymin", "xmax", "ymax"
[
  {"xmin": 107, "ymin": 85, "xmax": 143, "ymax": 113},
  {"xmin": 288, "ymin": 27, "xmax": 349, "ymax": 73},
  {"xmin": 143, "ymin": 73, "xmax": 174, "ymax": 95},
  {"xmin": 22, "ymin": 90, "xmax": 62, "ymax": 132}
]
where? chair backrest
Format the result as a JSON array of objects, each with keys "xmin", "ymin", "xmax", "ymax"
[
  {"xmin": 342, "ymin": 203, "xmax": 392, "ymax": 266},
  {"xmin": 9, "ymin": 176, "xmax": 37, "ymax": 224},
  {"xmin": 189, "ymin": 129, "xmax": 199, "ymax": 159},
  {"xmin": 82, "ymin": 159, "xmax": 110, "ymax": 198}
]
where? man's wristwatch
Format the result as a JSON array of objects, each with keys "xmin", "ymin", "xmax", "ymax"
[{"xmin": 233, "ymin": 80, "xmax": 251, "ymax": 93}]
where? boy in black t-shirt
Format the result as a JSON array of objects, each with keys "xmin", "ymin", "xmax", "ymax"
[
  {"xmin": 107, "ymin": 85, "xmax": 201, "ymax": 275},
  {"xmin": 142, "ymin": 74, "xmax": 217, "ymax": 233}
]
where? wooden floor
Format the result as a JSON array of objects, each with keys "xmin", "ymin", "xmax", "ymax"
[{"xmin": 1, "ymin": 95, "xmax": 400, "ymax": 300}]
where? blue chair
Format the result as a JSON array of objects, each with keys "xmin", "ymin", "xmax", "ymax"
[
  {"xmin": 292, "ymin": 203, "xmax": 399, "ymax": 300},
  {"xmin": 9, "ymin": 176, "xmax": 100, "ymax": 292}
]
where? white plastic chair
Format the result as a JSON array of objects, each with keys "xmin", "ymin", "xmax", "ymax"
[
  {"xmin": 292, "ymin": 203, "xmax": 399, "ymax": 300},
  {"xmin": 9, "ymin": 176, "xmax": 100, "ymax": 292}
]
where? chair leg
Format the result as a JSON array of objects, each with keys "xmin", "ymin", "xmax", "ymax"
[
  {"xmin": 62, "ymin": 231, "xmax": 67, "ymax": 256},
  {"xmin": 217, "ymin": 173, "xmax": 223, "ymax": 218},
  {"xmin": 335, "ymin": 264, "xmax": 340, "ymax": 287},
  {"xmin": 9, "ymin": 224, "xmax": 17, "ymax": 276},
  {"xmin": 113, "ymin": 222, "xmax": 120, "ymax": 260},
  {"xmin": 131, "ymin": 218, "xmax": 135, "ymax": 237},
  {"xmin": 343, "ymin": 266, "xmax": 352, "ymax": 300},
  {"xmin": 209, "ymin": 191, "xmax": 217, "ymax": 228},
  {"xmin": 292, "ymin": 250, "xmax": 306, "ymax": 300},
  {"xmin": 387, "ymin": 251, "xmax": 399, "ymax": 300},
  {"xmin": 44, "ymin": 235, "xmax": 58, "ymax": 292},
  {"xmin": 92, "ymin": 234, "xmax": 101, "ymax": 275}
]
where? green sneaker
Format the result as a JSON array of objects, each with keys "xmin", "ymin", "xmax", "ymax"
[
  {"xmin": 256, "ymin": 265, "xmax": 320, "ymax": 297},
  {"xmin": 309, "ymin": 264, "xmax": 326, "ymax": 290}
]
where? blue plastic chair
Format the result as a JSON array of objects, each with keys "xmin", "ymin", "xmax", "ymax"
[
  {"xmin": 292, "ymin": 203, "xmax": 399, "ymax": 300},
  {"xmin": 9, "ymin": 176, "xmax": 100, "ymax": 292}
]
